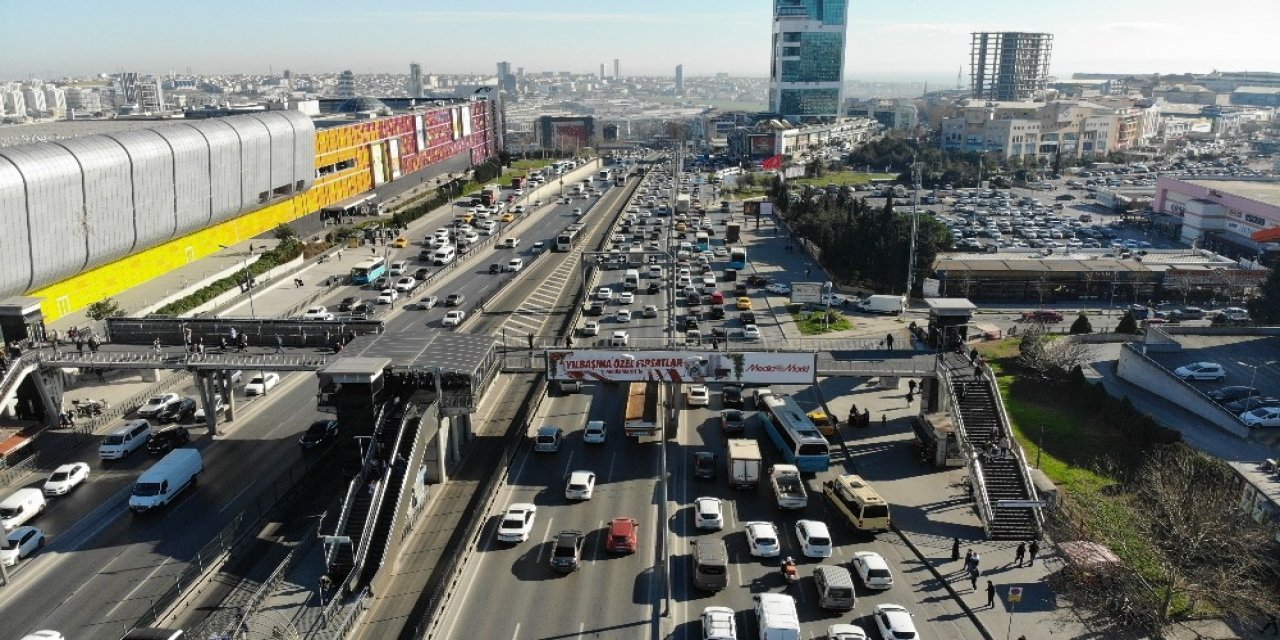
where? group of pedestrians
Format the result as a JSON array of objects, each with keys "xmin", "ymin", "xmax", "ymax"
[
  {"xmin": 950, "ymin": 537, "xmax": 1042, "ymax": 613},
  {"xmin": 846, "ymin": 404, "xmax": 873, "ymax": 430}
]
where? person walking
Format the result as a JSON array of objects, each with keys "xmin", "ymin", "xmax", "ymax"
[
  {"xmin": 969, "ymin": 347, "xmax": 979, "ymax": 364},
  {"xmin": 153, "ymin": 337, "xmax": 162, "ymax": 355},
  {"xmin": 337, "ymin": 249, "xmax": 343, "ymax": 261},
  {"xmin": 998, "ymin": 435, "xmax": 1011, "ymax": 459},
  {"xmin": 885, "ymin": 333, "xmax": 895, "ymax": 350},
  {"xmin": 1028, "ymin": 540, "xmax": 1040, "ymax": 566},
  {"xmin": 880, "ymin": 414, "xmax": 887, "ymax": 428},
  {"xmin": 952, "ymin": 537, "xmax": 961, "ymax": 562},
  {"xmin": 1014, "ymin": 542, "xmax": 1027, "ymax": 567},
  {"xmin": 862, "ymin": 408, "xmax": 871, "ymax": 429},
  {"xmin": 906, "ymin": 388, "xmax": 914, "ymax": 405},
  {"xmin": 964, "ymin": 549, "xmax": 974, "ymax": 572},
  {"xmin": 957, "ymin": 383, "xmax": 967, "ymax": 402},
  {"xmin": 986, "ymin": 581, "xmax": 996, "ymax": 608},
  {"xmin": 968, "ymin": 566, "xmax": 980, "ymax": 591},
  {"xmin": 220, "ymin": 336, "xmax": 228, "ymax": 353},
  {"xmin": 275, "ymin": 335, "xmax": 284, "ymax": 354},
  {"xmin": 971, "ymin": 551, "xmax": 981, "ymax": 573}
]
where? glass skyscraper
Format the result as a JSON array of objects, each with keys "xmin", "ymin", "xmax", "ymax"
[{"xmin": 769, "ymin": 0, "xmax": 848, "ymax": 122}]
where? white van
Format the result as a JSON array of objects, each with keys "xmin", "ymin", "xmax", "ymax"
[
  {"xmin": 813, "ymin": 565, "xmax": 857, "ymax": 610},
  {"xmin": 130, "ymin": 448, "xmax": 203, "ymax": 513},
  {"xmin": 504, "ymin": 258, "xmax": 525, "ymax": 273},
  {"xmin": 623, "ymin": 270, "xmax": 640, "ymax": 290},
  {"xmin": 100, "ymin": 419, "xmax": 153, "ymax": 460},
  {"xmin": 432, "ymin": 245, "xmax": 456, "ymax": 266},
  {"xmin": 0, "ymin": 488, "xmax": 46, "ymax": 531},
  {"xmin": 858, "ymin": 294, "xmax": 907, "ymax": 315},
  {"xmin": 753, "ymin": 593, "xmax": 801, "ymax": 640}
]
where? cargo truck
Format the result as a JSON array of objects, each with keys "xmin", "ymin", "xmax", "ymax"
[
  {"xmin": 857, "ymin": 294, "xmax": 907, "ymax": 315},
  {"xmin": 480, "ymin": 184, "xmax": 503, "ymax": 206},
  {"xmin": 675, "ymin": 194, "xmax": 691, "ymax": 214},
  {"xmin": 510, "ymin": 176, "xmax": 525, "ymax": 190},
  {"xmin": 727, "ymin": 439, "xmax": 763, "ymax": 490},
  {"xmin": 725, "ymin": 223, "xmax": 741, "ymax": 244},
  {"xmin": 770, "ymin": 464, "xmax": 808, "ymax": 509},
  {"xmin": 624, "ymin": 382, "xmax": 660, "ymax": 442}
]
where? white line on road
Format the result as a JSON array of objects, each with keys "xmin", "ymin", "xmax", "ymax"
[
  {"xmin": 103, "ymin": 556, "xmax": 173, "ymax": 620},
  {"xmin": 511, "ymin": 622, "xmax": 520, "ymax": 640}
]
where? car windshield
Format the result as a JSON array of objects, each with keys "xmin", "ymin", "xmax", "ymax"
[
  {"xmin": 0, "ymin": 507, "xmax": 19, "ymax": 519},
  {"xmin": 104, "ymin": 435, "xmax": 125, "ymax": 445},
  {"xmin": 133, "ymin": 482, "xmax": 163, "ymax": 497},
  {"xmin": 501, "ymin": 517, "xmax": 524, "ymax": 529},
  {"xmin": 50, "ymin": 471, "xmax": 70, "ymax": 482}
]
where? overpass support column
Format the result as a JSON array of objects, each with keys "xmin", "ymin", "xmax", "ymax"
[
  {"xmin": 220, "ymin": 370, "xmax": 237, "ymax": 423},
  {"xmin": 193, "ymin": 371, "xmax": 217, "ymax": 435},
  {"xmin": 423, "ymin": 415, "xmax": 445, "ymax": 484},
  {"xmin": 29, "ymin": 369, "xmax": 62, "ymax": 427}
]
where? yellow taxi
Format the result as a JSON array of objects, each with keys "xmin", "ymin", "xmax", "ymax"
[
  {"xmin": 500, "ymin": 212, "xmax": 515, "ymax": 222},
  {"xmin": 735, "ymin": 297, "xmax": 753, "ymax": 310},
  {"xmin": 675, "ymin": 222, "xmax": 688, "ymax": 232},
  {"xmin": 392, "ymin": 236, "xmax": 409, "ymax": 248},
  {"xmin": 807, "ymin": 409, "xmax": 837, "ymax": 437}
]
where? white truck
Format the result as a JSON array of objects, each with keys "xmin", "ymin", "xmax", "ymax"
[
  {"xmin": 675, "ymin": 193, "xmax": 691, "ymax": 214},
  {"xmin": 770, "ymin": 464, "xmax": 808, "ymax": 509},
  {"xmin": 129, "ymin": 448, "xmax": 203, "ymax": 514},
  {"xmin": 727, "ymin": 439, "xmax": 763, "ymax": 490},
  {"xmin": 857, "ymin": 294, "xmax": 907, "ymax": 315}
]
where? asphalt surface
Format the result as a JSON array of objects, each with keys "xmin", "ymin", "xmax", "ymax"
[{"xmin": 1, "ymin": 173, "xmax": 610, "ymax": 640}]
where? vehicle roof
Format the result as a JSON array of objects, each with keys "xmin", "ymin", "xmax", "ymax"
[
  {"xmin": 854, "ymin": 551, "xmax": 890, "ymax": 568},
  {"xmin": 569, "ymin": 470, "xmax": 594, "ymax": 481},
  {"xmin": 507, "ymin": 502, "xmax": 536, "ymax": 512},
  {"xmin": 536, "ymin": 426, "xmax": 561, "ymax": 435},
  {"xmin": 746, "ymin": 521, "xmax": 775, "ymax": 535}
]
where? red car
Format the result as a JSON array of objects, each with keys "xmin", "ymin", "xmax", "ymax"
[
  {"xmin": 606, "ymin": 517, "xmax": 638, "ymax": 553},
  {"xmin": 1020, "ymin": 310, "xmax": 1064, "ymax": 323}
]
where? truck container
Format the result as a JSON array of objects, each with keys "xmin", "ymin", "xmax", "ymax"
[
  {"xmin": 480, "ymin": 184, "xmax": 502, "ymax": 206},
  {"xmin": 857, "ymin": 294, "xmax": 907, "ymax": 315},
  {"xmin": 624, "ymin": 382, "xmax": 660, "ymax": 441},
  {"xmin": 725, "ymin": 223, "xmax": 741, "ymax": 244},
  {"xmin": 727, "ymin": 439, "xmax": 763, "ymax": 490},
  {"xmin": 769, "ymin": 464, "xmax": 808, "ymax": 509},
  {"xmin": 129, "ymin": 448, "xmax": 203, "ymax": 514},
  {"xmin": 510, "ymin": 176, "xmax": 525, "ymax": 190},
  {"xmin": 675, "ymin": 194, "xmax": 691, "ymax": 214}
]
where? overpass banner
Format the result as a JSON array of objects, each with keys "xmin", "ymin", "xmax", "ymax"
[{"xmin": 547, "ymin": 350, "xmax": 816, "ymax": 385}]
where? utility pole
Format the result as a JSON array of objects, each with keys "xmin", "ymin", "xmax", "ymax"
[{"xmin": 905, "ymin": 157, "xmax": 922, "ymax": 297}]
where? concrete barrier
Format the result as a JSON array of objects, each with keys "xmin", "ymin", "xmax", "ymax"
[{"xmin": 1115, "ymin": 343, "xmax": 1250, "ymax": 438}]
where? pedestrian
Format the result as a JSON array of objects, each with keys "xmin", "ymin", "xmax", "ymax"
[
  {"xmin": 1028, "ymin": 540, "xmax": 1040, "ymax": 566},
  {"xmin": 229, "ymin": 327, "xmax": 237, "ymax": 343},
  {"xmin": 986, "ymin": 580, "xmax": 996, "ymax": 608},
  {"xmin": 153, "ymin": 337, "xmax": 162, "ymax": 354},
  {"xmin": 880, "ymin": 414, "xmax": 887, "ymax": 428},
  {"xmin": 973, "ymin": 362, "xmax": 982, "ymax": 379},
  {"xmin": 249, "ymin": 243, "xmax": 255, "ymax": 254},
  {"xmin": 527, "ymin": 334, "xmax": 535, "ymax": 350},
  {"xmin": 998, "ymin": 435, "xmax": 1011, "ymax": 459},
  {"xmin": 1015, "ymin": 542, "xmax": 1026, "ymax": 567},
  {"xmin": 908, "ymin": 379, "xmax": 917, "ymax": 394},
  {"xmin": 275, "ymin": 335, "xmax": 284, "ymax": 354},
  {"xmin": 968, "ymin": 566, "xmax": 980, "ymax": 591},
  {"xmin": 220, "ymin": 336, "xmax": 228, "ymax": 353},
  {"xmin": 184, "ymin": 326, "xmax": 193, "ymax": 346},
  {"xmin": 906, "ymin": 389, "xmax": 914, "ymax": 405},
  {"xmin": 862, "ymin": 408, "xmax": 870, "ymax": 429},
  {"xmin": 238, "ymin": 334, "xmax": 248, "ymax": 352},
  {"xmin": 957, "ymin": 384, "xmax": 967, "ymax": 402},
  {"xmin": 969, "ymin": 347, "xmax": 979, "ymax": 364},
  {"xmin": 964, "ymin": 549, "xmax": 974, "ymax": 571},
  {"xmin": 972, "ymin": 551, "xmax": 981, "ymax": 573},
  {"xmin": 952, "ymin": 537, "xmax": 961, "ymax": 561},
  {"xmin": 566, "ymin": 335, "xmax": 574, "ymax": 348},
  {"xmin": 88, "ymin": 335, "xmax": 99, "ymax": 353},
  {"xmin": 886, "ymin": 333, "xmax": 895, "ymax": 350},
  {"xmin": 1262, "ymin": 614, "xmax": 1279, "ymax": 635},
  {"xmin": 337, "ymin": 249, "xmax": 343, "ymax": 261}
]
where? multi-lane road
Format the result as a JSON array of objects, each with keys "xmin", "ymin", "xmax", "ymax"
[{"xmin": 1, "ymin": 163, "xmax": 618, "ymax": 639}]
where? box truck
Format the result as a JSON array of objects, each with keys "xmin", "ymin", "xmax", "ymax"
[
  {"xmin": 130, "ymin": 448, "xmax": 203, "ymax": 513},
  {"xmin": 857, "ymin": 294, "xmax": 907, "ymax": 315},
  {"xmin": 727, "ymin": 439, "xmax": 762, "ymax": 490}
]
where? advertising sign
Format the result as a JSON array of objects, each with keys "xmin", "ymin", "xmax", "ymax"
[
  {"xmin": 547, "ymin": 351, "xmax": 816, "ymax": 385},
  {"xmin": 922, "ymin": 278, "xmax": 941, "ymax": 298},
  {"xmin": 790, "ymin": 282, "xmax": 823, "ymax": 304}
]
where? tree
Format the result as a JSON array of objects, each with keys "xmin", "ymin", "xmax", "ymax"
[
  {"xmin": 1247, "ymin": 267, "xmax": 1280, "ymax": 324},
  {"xmin": 1070, "ymin": 313, "xmax": 1094, "ymax": 335},
  {"xmin": 85, "ymin": 298, "xmax": 125, "ymax": 321},
  {"xmin": 1016, "ymin": 324, "xmax": 1096, "ymax": 380},
  {"xmin": 1116, "ymin": 310, "xmax": 1140, "ymax": 334},
  {"xmin": 273, "ymin": 224, "xmax": 298, "ymax": 241}
]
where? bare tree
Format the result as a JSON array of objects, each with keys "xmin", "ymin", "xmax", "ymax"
[{"xmin": 1016, "ymin": 324, "xmax": 1096, "ymax": 380}]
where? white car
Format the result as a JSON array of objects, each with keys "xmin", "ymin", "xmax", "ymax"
[
  {"xmin": 501, "ymin": 237, "xmax": 520, "ymax": 249},
  {"xmin": 1241, "ymin": 406, "xmax": 1280, "ymax": 427},
  {"xmin": 413, "ymin": 295, "xmax": 439, "ymax": 310},
  {"xmin": 742, "ymin": 324, "xmax": 761, "ymax": 340},
  {"xmin": 701, "ymin": 606, "xmax": 737, "ymax": 640},
  {"xmin": 765, "ymin": 283, "xmax": 791, "ymax": 295},
  {"xmin": 795, "ymin": 519, "xmax": 832, "ymax": 558},
  {"xmin": 826, "ymin": 624, "xmax": 869, "ymax": 640},
  {"xmin": 694, "ymin": 496, "xmax": 724, "ymax": 530},
  {"xmin": 137, "ymin": 392, "xmax": 181, "ymax": 419},
  {"xmin": 1173, "ymin": 362, "xmax": 1226, "ymax": 381},
  {"xmin": 617, "ymin": 291, "xmax": 634, "ymax": 305},
  {"xmin": 301, "ymin": 305, "xmax": 334, "ymax": 321},
  {"xmin": 505, "ymin": 258, "xmax": 524, "ymax": 272},
  {"xmin": 616, "ymin": 309, "xmax": 632, "ymax": 323},
  {"xmin": 565, "ymin": 470, "xmax": 596, "ymax": 500},
  {"xmin": 687, "ymin": 385, "xmax": 710, "ymax": 407},
  {"xmin": 714, "ymin": 247, "xmax": 729, "ymax": 258},
  {"xmin": 442, "ymin": 310, "xmax": 466, "ymax": 327},
  {"xmin": 377, "ymin": 289, "xmax": 398, "ymax": 304},
  {"xmin": 583, "ymin": 420, "xmax": 607, "ymax": 444},
  {"xmin": 43, "ymin": 462, "xmax": 90, "ymax": 496},
  {"xmin": 1, "ymin": 526, "xmax": 45, "ymax": 566},
  {"xmin": 19, "ymin": 632, "xmax": 65, "ymax": 640},
  {"xmin": 389, "ymin": 261, "xmax": 408, "ymax": 276},
  {"xmin": 194, "ymin": 395, "xmax": 226, "ymax": 420},
  {"xmin": 428, "ymin": 236, "xmax": 449, "ymax": 248},
  {"xmin": 244, "ymin": 372, "xmax": 280, "ymax": 396},
  {"xmin": 873, "ymin": 604, "xmax": 919, "ymax": 640},
  {"xmin": 745, "ymin": 521, "xmax": 780, "ymax": 557},
  {"xmin": 852, "ymin": 551, "xmax": 895, "ymax": 590},
  {"xmin": 495, "ymin": 503, "xmax": 538, "ymax": 543},
  {"xmin": 394, "ymin": 277, "xmax": 417, "ymax": 292},
  {"xmin": 581, "ymin": 320, "xmax": 600, "ymax": 336},
  {"xmin": 610, "ymin": 330, "xmax": 629, "ymax": 346},
  {"xmin": 597, "ymin": 287, "xmax": 613, "ymax": 301}
]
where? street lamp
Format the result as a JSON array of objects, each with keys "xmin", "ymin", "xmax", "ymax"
[
  {"xmin": 219, "ymin": 244, "xmax": 257, "ymax": 318},
  {"xmin": 1238, "ymin": 360, "xmax": 1279, "ymax": 411}
]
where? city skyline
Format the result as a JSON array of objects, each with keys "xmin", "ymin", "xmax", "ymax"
[{"xmin": 3, "ymin": 0, "xmax": 1279, "ymax": 82}]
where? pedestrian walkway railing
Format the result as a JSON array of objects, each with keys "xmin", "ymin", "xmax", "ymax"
[
  {"xmin": 41, "ymin": 350, "xmax": 332, "ymax": 372},
  {"xmin": 347, "ymin": 404, "xmax": 414, "ymax": 588},
  {"xmin": 0, "ymin": 350, "xmax": 42, "ymax": 410},
  {"xmin": 938, "ymin": 363, "xmax": 996, "ymax": 538},
  {"xmin": 322, "ymin": 586, "xmax": 370, "ymax": 640},
  {"xmin": 980, "ymin": 364, "xmax": 1045, "ymax": 535}
]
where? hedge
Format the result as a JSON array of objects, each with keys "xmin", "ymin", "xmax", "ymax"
[{"xmin": 152, "ymin": 239, "xmax": 303, "ymax": 317}]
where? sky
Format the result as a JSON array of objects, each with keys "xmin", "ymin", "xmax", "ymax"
[{"xmin": 3, "ymin": 0, "xmax": 1279, "ymax": 82}]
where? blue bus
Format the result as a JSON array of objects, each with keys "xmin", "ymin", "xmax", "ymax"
[
  {"xmin": 695, "ymin": 231, "xmax": 710, "ymax": 252},
  {"xmin": 729, "ymin": 248, "xmax": 747, "ymax": 270},
  {"xmin": 757, "ymin": 391, "xmax": 830, "ymax": 472},
  {"xmin": 350, "ymin": 257, "xmax": 387, "ymax": 285}
]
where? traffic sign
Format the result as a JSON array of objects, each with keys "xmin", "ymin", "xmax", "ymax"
[{"xmin": 1008, "ymin": 586, "xmax": 1023, "ymax": 603}]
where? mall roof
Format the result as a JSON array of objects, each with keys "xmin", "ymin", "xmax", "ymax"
[
  {"xmin": 1182, "ymin": 179, "xmax": 1280, "ymax": 209},
  {"xmin": 934, "ymin": 249, "xmax": 1238, "ymax": 274}
]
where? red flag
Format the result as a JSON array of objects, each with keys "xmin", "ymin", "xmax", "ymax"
[{"xmin": 762, "ymin": 155, "xmax": 783, "ymax": 170}]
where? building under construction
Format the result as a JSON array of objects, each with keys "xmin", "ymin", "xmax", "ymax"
[{"xmin": 970, "ymin": 32, "xmax": 1053, "ymax": 101}]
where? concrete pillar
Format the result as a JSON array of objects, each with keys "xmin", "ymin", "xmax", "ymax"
[
  {"xmin": 140, "ymin": 368, "xmax": 160, "ymax": 382},
  {"xmin": 880, "ymin": 376, "xmax": 900, "ymax": 390},
  {"xmin": 193, "ymin": 372, "xmax": 217, "ymax": 435},
  {"xmin": 29, "ymin": 370, "xmax": 62, "ymax": 427},
  {"xmin": 224, "ymin": 373, "xmax": 238, "ymax": 422}
]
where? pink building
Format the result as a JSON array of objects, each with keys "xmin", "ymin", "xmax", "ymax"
[{"xmin": 1154, "ymin": 177, "xmax": 1280, "ymax": 255}]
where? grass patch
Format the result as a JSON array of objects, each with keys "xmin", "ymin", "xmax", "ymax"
[
  {"xmin": 728, "ymin": 186, "xmax": 768, "ymax": 200},
  {"xmin": 791, "ymin": 171, "xmax": 898, "ymax": 187},
  {"xmin": 789, "ymin": 308, "xmax": 853, "ymax": 335},
  {"xmin": 509, "ymin": 159, "xmax": 555, "ymax": 178}
]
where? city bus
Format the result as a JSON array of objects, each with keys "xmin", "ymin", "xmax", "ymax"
[
  {"xmin": 823, "ymin": 474, "xmax": 891, "ymax": 533},
  {"xmin": 555, "ymin": 225, "xmax": 582, "ymax": 252},
  {"xmin": 350, "ymin": 257, "xmax": 387, "ymax": 285},
  {"xmin": 729, "ymin": 248, "xmax": 747, "ymax": 270},
  {"xmin": 694, "ymin": 231, "xmax": 710, "ymax": 252},
  {"xmin": 757, "ymin": 391, "xmax": 830, "ymax": 472}
]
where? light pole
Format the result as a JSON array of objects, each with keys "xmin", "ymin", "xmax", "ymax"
[
  {"xmin": 1239, "ymin": 360, "xmax": 1279, "ymax": 411},
  {"xmin": 219, "ymin": 244, "xmax": 257, "ymax": 318}
]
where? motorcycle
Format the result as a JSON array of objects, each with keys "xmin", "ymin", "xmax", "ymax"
[{"xmin": 780, "ymin": 557, "xmax": 798, "ymax": 585}]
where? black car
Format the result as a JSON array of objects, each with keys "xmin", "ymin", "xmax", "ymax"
[
  {"xmin": 156, "ymin": 397, "xmax": 196, "ymax": 423},
  {"xmin": 585, "ymin": 301, "xmax": 605, "ymax": 316},
  {"xmin": 147, "ymin": 425, "xmax": 190, "ymax": 455},
  {"xmin": 710, "ymin": 306, "xmax": 725, "ymax": 320},
  {"xmin": 747, "ymin": 274, "xmax": 770, "ymax": 287},
  {"xmin": 1224, "ymin": 397, "xmax": 1280, "ymax": 413},
  {"xmin": 488, "ymin": 263, "xmax": 502, "ymax": 274},
  {"xmin": 414, "ymin": 267, "xmax": 431, "ymax": 280},
  {"xmin": 299, "ymin": 419, "xmax": 339, "ymax": 449},
  {"xmin": 646, "ymin": 282, "xmax": 661, "ymax": 295},
  {"xmin": 446, "ymin": 293, "xmax": 466, "ymax": 306},
  {"xmin": 551, "ymin": 530, "xmax": 586, "ymax": 573},
  {"xmin": 693, "ymin": 451, "xmax": 717, "ymax": 480},
  {"xmin": 684, "ymin": 317, "xmax": 700, "ymax": 331},
  {"xmin": 734, "ymin": 283, "xmax": 749, "ymax": 296},
  {"xmin": 1207, "ymin": 386, "xmax": 1259, "ymax": 404},
  {"xmin": 337, "ymin": 296, "xmax": 360, "ymax": 312},
  {"xmin": 740, "ymin": 311, "xmax": 756, "ymax": 324},
  {"xmin": 720, "ymin": 409, "xmax": 745, "ymax": 433},
  {"xmin": 723, "ymin": 385, "xmax": 744, "ymax": 409}
]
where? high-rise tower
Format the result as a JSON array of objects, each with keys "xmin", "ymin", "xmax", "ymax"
[
  {"xmin": 969, "ymin": 32, "xmax": 1053, "ymax": 101},
  {"xmin": 336, "ymin": 70, "xmax": 356, "ymax": 99},
  {"xmin": 768, "ymin": 0, "xmax": 849, "ymax": 122},
  {"xmin": 675, "ymin": 64, "xmax": 684, "ymax": 96},
  {"xmin": 408, "ymin": 63, "xmax": 425, "ymax": 98}
]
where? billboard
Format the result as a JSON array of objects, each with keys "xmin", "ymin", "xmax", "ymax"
[
  {"xmin": 549, "ymin": 120, "xmax": 591, "ymax": 150},
  {"xmin": 547, "ymin": 351, "xmax": 816, "ymax": 385},
  {"xmin": 790, "ymin": 282, "xmax": 823, "ymax": 304}
]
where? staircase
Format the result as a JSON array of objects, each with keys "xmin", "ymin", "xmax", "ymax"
[
  {"xmin": 359, "ymin": 410, "xmax": 421, "ymax": 585},
  {"xmin": 947, "ymin": 354, "xmax": 1041, "ymax": 540},
  {"xmin": 327, "ymin": 489, "xmax": 372, "ymax": 580}
]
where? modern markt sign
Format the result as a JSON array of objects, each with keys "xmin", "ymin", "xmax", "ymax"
[{"xmin": 547, "ymin": 350, "xmax": 817, "ymax": 385}]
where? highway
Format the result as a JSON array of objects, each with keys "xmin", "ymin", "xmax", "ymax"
[{"xmin": 1, "ymin": 165, "xmax": 614, "ymax": 640}]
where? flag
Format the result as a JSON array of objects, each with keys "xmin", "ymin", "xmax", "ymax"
[{"xmin": 762, "ymin": 155, "xmax": 783, "ymax": 170}]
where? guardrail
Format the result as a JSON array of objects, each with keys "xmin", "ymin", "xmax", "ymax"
[
  {"xmin": 220, "ymin": 516, "xmax": 324, "ymax": 639},
  {"xmin": 939, "ymin": 364, "xmax": 995, "ymax": 538}
]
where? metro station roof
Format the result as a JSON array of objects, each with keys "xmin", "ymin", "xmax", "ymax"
[{"xmin": 344, "ymin": 328, "xmax": 495, "ymax": 376}]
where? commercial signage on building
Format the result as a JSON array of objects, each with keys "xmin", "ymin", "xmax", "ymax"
[
  {"xmin": 547, "ymin": 351, "xmax": 817, "ymax": 385},
  {"xmin": 790, "ymin": 282, "xmax": 823, "ymax": 304}
]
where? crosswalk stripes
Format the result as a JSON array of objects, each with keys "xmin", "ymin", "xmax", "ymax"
[{"xmin": 496, "ymin": 252, "xmax": 581, "ymax": 343}]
